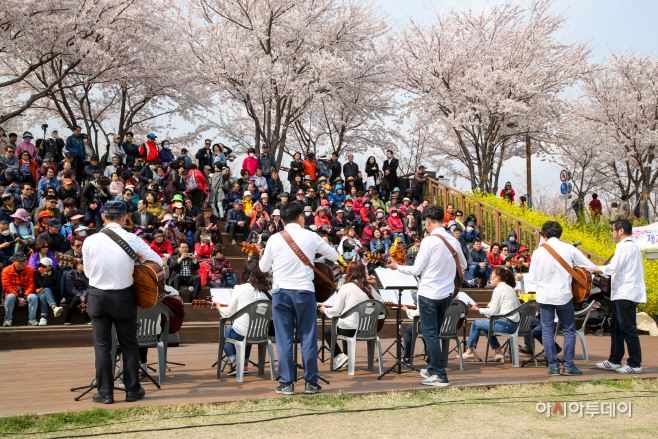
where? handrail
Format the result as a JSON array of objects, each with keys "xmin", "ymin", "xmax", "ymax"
[{"xmin": 424, "ymin": 178, "xmax": 607, "ymax": 264}]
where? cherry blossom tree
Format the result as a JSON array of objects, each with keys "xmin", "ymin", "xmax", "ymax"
[
  {"xmin": 578, "ymin": 52, "xmax": 658, "ymax": 220},
  {"xmin": 396, "ymin": 0, "xmax": 590, "ymax": 192},
  {"xmin": 0, "ymin": 0, "xmax": 154, "ymax": 125},
  {"xmin": 183, "ymin": 0, "xmax": 389, "ymax": 168}
]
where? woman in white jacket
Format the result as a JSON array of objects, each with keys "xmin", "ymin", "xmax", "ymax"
[
  {"xmin": 216, "ymin": 258, "xmax": 270, "ymax": 376},
  {"xmin": 318, "ymin": 261, "xmax": 383, "ymax": 370},
  {"xmin": 462, "ymin": 266, "xmax": 520, "ymax": 363}
]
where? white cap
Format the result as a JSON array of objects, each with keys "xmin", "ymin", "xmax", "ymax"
[
  {"xmin": 40, "ymin": 257, "xmax": 53, "ymax": 266},
  {"xmin": 243, "ymin": 191, "xmax": 252, "ymax": 197},
  {"xmin": 272, "ymin": 209, "xmax": 281, "ymax": 216}
]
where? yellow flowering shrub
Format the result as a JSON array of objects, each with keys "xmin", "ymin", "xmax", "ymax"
[{"xmin": 470, "ymin": 192, "xmax": 658, "ymax": 315}]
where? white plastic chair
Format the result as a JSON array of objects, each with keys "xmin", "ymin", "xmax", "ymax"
[
  {"xmin": 217, "ymin": 300, "xmax": 275, "ymax": 383},
  {"xmin": 485, "ymin": 300, "xmax": 539, "ymax": 368},
  {"xmin": 329, "ymin": 300, "xmax": 388, "ymax": 376}
]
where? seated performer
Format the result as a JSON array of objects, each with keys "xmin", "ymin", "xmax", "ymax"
[
  {"xmin": 462, "ymin": 267, "xmax": 520, "ymax": 362},
  {"xmin": 216, "ymin": 258, "xmax": 271, "ymax": 376},
  {"xmin": 318, "ymin": 261, "xmax": 383, "ymax": 371},
  {"xmin": 259, "ymin": 202, "xmax": 338, "ymax": 395}
]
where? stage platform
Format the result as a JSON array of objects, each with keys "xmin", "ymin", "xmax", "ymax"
[{"xmin": 1, "ymin": 334, "xmax": 656, "ymax": 417}]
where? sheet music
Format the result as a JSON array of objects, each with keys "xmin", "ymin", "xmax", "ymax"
[
  {"xmin": 210, "ymin": 288, "xmax": 233, "ymax": 304},
  {"xmin": 323, "ymin": 293, "xmax": 337, "ymax": 307},
  {"xmin": 455, "ymin": 291, "xmax": 476, "ymax": 306},
  {"xmin": 378, "ymin": 289, "xmax": 415, "ymax": 305},
  {"xmin": 375, "ymin": 268, "xmax": 419, "ymax": 290}
]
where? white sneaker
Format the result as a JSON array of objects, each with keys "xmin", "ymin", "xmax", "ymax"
[
  {"xmin": 39, "ymin": 318, "xmax": 48, "ymax": 326},
  {"xmin": 420, "ymin": 369, "xmax": 430, "ymax": 379},
  {"xmin": 333, "ymin": 353, "xmax": 349, "ymax": 370},
  {"xmin": 3, "ymin": 319, "xmax": 11, "ymax": 327},
  {"xmin": 596, "ymin": 360, "xmax": 622, "ymax": 370},
  {"xmin": 28, "ymin": 319, "xmax": 39, "ymax": 326},
  {"xmin": 420, "ymin": 375, "xmax": 450, "ymax": 387},
  {"xmin": 616, "ymin": 365, "xmax": 642, "ymax": 374},
  {"xmin": 52, "ymin": 306, "xmax": 63, "ymax": 317},
  {"xmin": 64, "ymin": 322, "xmax": 72, "ymax": 326}
]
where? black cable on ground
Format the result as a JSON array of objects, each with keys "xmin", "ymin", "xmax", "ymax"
[{"xmin": 12, "ymin": 389, "xmax": 656, "ymax": 439}]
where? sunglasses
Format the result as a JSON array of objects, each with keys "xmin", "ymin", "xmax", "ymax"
[{"xmin": 72, "ymin": 244, "xmax": 82, "ymax": 247}]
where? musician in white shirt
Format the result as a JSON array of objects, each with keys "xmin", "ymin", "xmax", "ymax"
[
  {"xmin": 259, "ymin": 203, "xmax": 338, "ymax": 395},
  {"xmin": 318, "ymin": 261, "xmax": 383, "ymax": 371},
  {"xmin": 596, "ymin": 219, "xmax": 646, "ymax": 374},
  {"xmin": 83, "ymin": 200, "xmax": 163, "ymax": 405},
  {"xmin": 528, "ymin": 221, "xmax": 601, "ymax": 376},
  {"xmin": 387, "ymin": 205, "xmax": 467, "ymax": 387}
]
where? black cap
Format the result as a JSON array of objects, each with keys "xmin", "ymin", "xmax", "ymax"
[
  {"xmin": 47, "ymin": 218, "xmax": 61, "ymax": 227},
  {"xmin": 281, "ymin": 192, "xmax": 289, "ymax": 198},
  {"xmin": 181, "ymin": 148, "xmax": 188, "ymax": 153},
  {"xmin": 13, "ymin": 252, "xmax": 27, "ymax": 262},
  {"xmin": 132, "ymin": 166, "xmax": 140, "ymax": 172},
  {"xmin": 105, "ymin": 200, "xmax": 128, "ymax": 215},
  {"xmin": 90, "ymin": 156, "xmax": 99, "ymax": 161}
]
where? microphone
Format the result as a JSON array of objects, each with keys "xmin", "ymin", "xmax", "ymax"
[{"xmin": 573, "ymin": 240, "xmax": 582, "ymax": 247}]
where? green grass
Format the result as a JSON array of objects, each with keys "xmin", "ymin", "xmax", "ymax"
[{"xmin": 3, "ymin": 378, "xmax": 657, "ymax": 437}]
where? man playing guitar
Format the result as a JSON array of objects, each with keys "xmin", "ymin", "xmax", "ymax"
[
  {"xmin": 259, "ymin": 203, "xmax": 338, "ymax": 395},
  {"xmin": 82, "ymin": 200, "xmax": 163, "ymax": 404}
]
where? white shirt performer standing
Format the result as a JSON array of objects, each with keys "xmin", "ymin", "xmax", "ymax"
[
  {"xmin": 387, "ymin": 205, "xmax": 466, "ymax": 387},
  {"xmin": 259, "ymin": 203, "xmax": 338, "ymax": 395},
  {"xmin": 529, "ymin": 220, "xmax": 602, "ymax": 377},
  {"xmin": 596, "ymin": 218, "xmax": 647, "ymax": 374},
  {"xmin": 83, "ymin": 200, "xmax": 163, "ymax": 404}
]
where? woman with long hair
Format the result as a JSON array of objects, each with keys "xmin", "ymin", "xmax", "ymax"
[
  {"xmin": 217, "ymin": 258, "xmax": 271, "ymax": 376},
  {"xmin": 462, "ymin": 266, "xmax": 520, "ymax": 363},
  {"xmin": 318, "ymin": 261, "xmax": 383, "ymax": 370}
]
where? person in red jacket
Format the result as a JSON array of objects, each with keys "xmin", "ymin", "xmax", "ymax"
[
  {"xmin": 387, "ymin": 207, "xmax": 405, "ymax": 244},
  {"xmin": 359, "ymin": 198, "xmax": 375, "ymax": 225},
  {"xmin": 149, "ymin": 230, "xmax": 173, "ymax": 260},
  {"xmin": 2, "ymin": 252, "xmax": 38, "ymax": 326},
  {"xmin": 242, "ymin": 148, "xmax": 260, "ymax": 176},
  {"xmin": 589, "ymin": 193, "xmax": 602, "ymax": 222},
  {"xmin": 487, "ymin": 242, "xmax": 503, "ymax": 267},
  {"xmin": 360, "ymin": 216, "xmax": 377, "ymax": 246},
  {"xmin": 303, "ymin": 152, "xmax": 317, "ymax": 181},
  {"xmin": 182, "ymin": 164, "xmax": 207, "ymax": 208},
  {"xmin": 500, "ymin": 181, "xmax": 515, "ymax": 203},
  {"xmin": 314, "ymin": 205, "xmax": 332, "ymax": 232},
  {"xmin": 140, "ymin": 133, "xmax": 160, "ymax": 162}
]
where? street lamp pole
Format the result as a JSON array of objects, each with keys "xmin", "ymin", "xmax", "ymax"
[{"xmin": 525, "ymin": 134, "xmax": 532, "ymax": 209}]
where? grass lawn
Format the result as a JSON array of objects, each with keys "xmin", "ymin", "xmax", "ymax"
[{"xmin": 2, "ymin": 378, "xmax": 658, "ymax": 438}]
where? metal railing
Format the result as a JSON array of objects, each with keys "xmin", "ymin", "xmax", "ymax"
[{"xmin": 425, "ymin": 178, "xmax": 606, "ymax": 264}]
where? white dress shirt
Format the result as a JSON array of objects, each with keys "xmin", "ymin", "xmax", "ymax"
[
  {"xmin": 323, "ymin": 282, "xmax": 383, "ymax": 329},
  {"xmin": 259, "ymin": 223, "xmax": 338, "ymax": 292},
  {"xmin": 478, "ymin": 283, "xmax": 520, "ymax": 322},
  {"xmin": 528, "ymin": 237, "xmax": 596, "ymax": 305},
  {"xmin": 219, "ymin": 283, "xmax": 270, "ymax": 336},
  {"xmin": 599, "ymin": 237, "xmax": 647, "ymax": 303},
  {"xmin": 397, "ymin": 227, "xmax": 467, "ymax": 300},
  {"xmin": 83, "ymin": 222, "xmax": 163, "ymax": 290}
]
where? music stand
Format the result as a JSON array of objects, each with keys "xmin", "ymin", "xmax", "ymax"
[{"xmin": 375, "ymin": 268, "xmax": 419, "ymax": 379}]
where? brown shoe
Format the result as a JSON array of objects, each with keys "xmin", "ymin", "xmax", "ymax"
[{"xmin": 519, "ymin": 347, "xmax": 533, "ymax": 356}]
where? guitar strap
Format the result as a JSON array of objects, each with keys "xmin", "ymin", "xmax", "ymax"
[
  {"xmin": 101, "ymin": 228, "xmax": 167, "ymax": 293},
  {"xmin": 429, "ymin": 234, "xmax": 463, "ymax": 296},
  {"xmin": 542, "ymin": 243, "xmax": 587, "ymax": 287},
  {"xmin": 280, "ymin": 230, "xmax": 336, "ymax": 288}
]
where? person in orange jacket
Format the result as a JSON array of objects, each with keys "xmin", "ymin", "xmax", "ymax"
[
  {"xmin": 389, "ymin": 237, "xmax": 408, "ymax": 265},
  {"xmin": 303, "ymin": 152, "xmax": 317, "ymax": 181},
  {"xmin": 2, "ymin": 252, "xmax": 38, "ymax": 326}
]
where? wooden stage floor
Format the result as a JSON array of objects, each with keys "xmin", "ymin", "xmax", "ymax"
[{"xmin": 2, "ymin": 335, "xmax": 656, "ymax": 416}]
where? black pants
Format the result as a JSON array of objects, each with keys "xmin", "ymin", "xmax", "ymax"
[
  {"xmin": 227, "ymin": 223, "xmax": 245, "ymax": 241},
  {"xmin": 403, "ymin": 324, "xmax": 426, "ymax": 360},
  {"xmin": 73, "ymin": 158, "xmax": 85, "ymax": 183},
  {"xmin": 609, "ymin": 299, "xmax": 642, "ymax": 368},
  {"xmin": 87, "ymin": 287, "xmax": 141, "ymax": 397},
  {"xmin": 323, "ymin": 327, "xmax": 357, "ymax": 355},
  {"xmin": 171, "ymin": 274, "xmax": 202, "ymax": 301},
  {"xmin": 190, "ymin": 189, "xmax": 205, "ymax": 208},
  {"xmin": 66, "ymin": 295, "xmax": 90, "ymax": 324}
]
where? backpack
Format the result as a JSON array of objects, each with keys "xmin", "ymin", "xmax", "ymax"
[{"xmin": 185, "ymin": 172, "xmax": 198, "ymax": 192}]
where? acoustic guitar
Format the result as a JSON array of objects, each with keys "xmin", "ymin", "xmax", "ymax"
[
  {"xmin": 56, "ymin": 252, "xmax": 169, "ymax": 311},
  {"xmin": 240, "ymin": 242, "xmax": 340, "ymax": 303}
]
